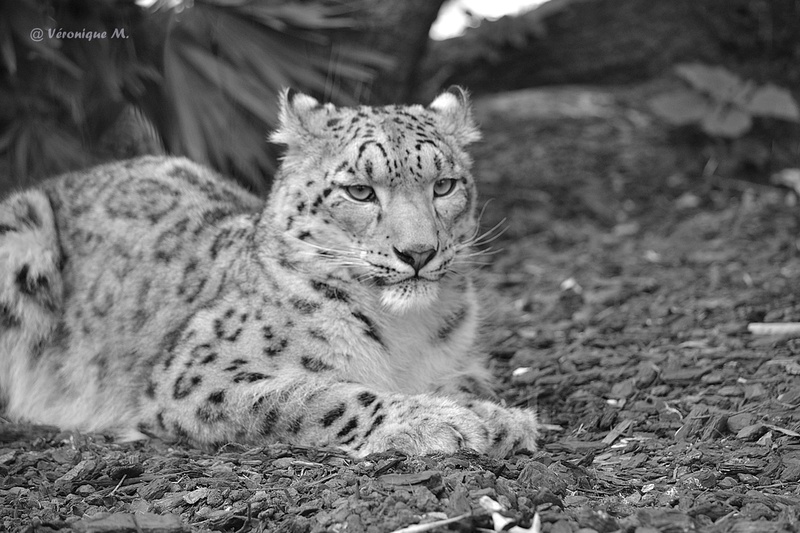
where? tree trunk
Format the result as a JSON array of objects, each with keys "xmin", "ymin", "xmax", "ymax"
[{"xmin": 350, "ymin": 0, "xmax": 447, "ymax": 104}]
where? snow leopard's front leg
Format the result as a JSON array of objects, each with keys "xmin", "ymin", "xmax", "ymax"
[
  {"xmin": 349, "ymin": 390, "xmax": 539, "ymax": 458},
  {"xmin": 432, "ymin": 366, "xmax": 540, "ymax": 457},
  {"xmin": 147, "ymin": 366, "xmax": 537, "ymax": 458},
  {"xmin": 142, "ymin": 308, "xmax": 539, "ymax": 457}
]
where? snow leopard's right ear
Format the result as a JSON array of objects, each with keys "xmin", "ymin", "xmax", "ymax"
[
  {"xmin": 270, "ymin": 88, "xmax": 329, "ymax": 145},
  {"xmin": 428, "ymin": 86, "xmax": 481, "ymax": 146}
]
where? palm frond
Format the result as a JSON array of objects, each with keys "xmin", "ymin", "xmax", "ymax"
[
  {"xmin": 158, "ymin": 0, "xmax": 392, "ymax": 191},
  {"xmin": 0, "ymin": 0, "xmax": 391, "ymax": 194},
  {"xmin": 0, "ymin": 0, "xmax": 152, "ymax": 188}
]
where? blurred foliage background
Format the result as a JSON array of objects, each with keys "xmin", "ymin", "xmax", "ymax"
[
  {"xmin": 1, "ymin": 0, "xmax": 798, "ymax": 195},
  {"xmin": 0, "ymin": 0, "xmax": 438, "ymax": 195}
]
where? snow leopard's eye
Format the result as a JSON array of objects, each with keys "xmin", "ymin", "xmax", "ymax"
[
  {"xmin": 433, "ymin": 178, "xmax": 457, "ymax": 197},
  {"xmin": 345, "ymin": 185, "xmax": 376, "ymax": 202}
]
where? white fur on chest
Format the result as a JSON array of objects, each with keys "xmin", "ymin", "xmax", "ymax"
[{"xmin": 335, "ymin": 296, "xmax": 478, "ymax": 394}]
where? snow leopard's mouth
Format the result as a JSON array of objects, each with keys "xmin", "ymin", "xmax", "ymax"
[
  {"xmin": 374, "ymin": 274, "xmax": 441, "ymax": 287},
  {"xmin": 378, "ymin": 278, "xmax": 441, "ymax": 313}
]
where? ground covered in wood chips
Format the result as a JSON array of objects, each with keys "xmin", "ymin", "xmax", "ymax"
[{"xmin": 2, "ymin": 82, "xmax": 800, "ymax": 533}]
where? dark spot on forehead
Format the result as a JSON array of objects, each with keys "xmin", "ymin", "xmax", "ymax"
[
  {"xmin": 290, "ymin": 298, "xmax": 320, "ymax": 314},
  {"xmin": 302, "ymin": 355, "xmax": 333, "ymax": 372}
]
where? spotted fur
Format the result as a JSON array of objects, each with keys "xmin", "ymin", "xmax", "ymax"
[{"xmin": 0, "ymin": 87, "xmax": 538, "ymax": 457}]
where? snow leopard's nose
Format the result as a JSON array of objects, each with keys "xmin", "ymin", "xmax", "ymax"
[{"xmin": 393, "ymin": 246, "xmax": 437, "ymax": 273}]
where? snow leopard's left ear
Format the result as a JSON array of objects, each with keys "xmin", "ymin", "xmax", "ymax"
[
  {"xmin": 270, "ymin": 88, "xmax": 330, "ymax": 145},
  {"xmin": 428, "ymin": 86, "xmax": 482, "ymax": 146}
]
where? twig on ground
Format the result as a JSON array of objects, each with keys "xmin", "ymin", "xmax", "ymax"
[
  {"xmin": 747, "ymin": 322, "xmax": 800, "ymax": 336},
  {"xmin": 389, "ymin": 513, "xmax": 471, "ymax": 533}
]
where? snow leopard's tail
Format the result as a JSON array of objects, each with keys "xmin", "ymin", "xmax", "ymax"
[{"xmin": 0, "ymin": 189, "xmax": 65, "ymax": 413}]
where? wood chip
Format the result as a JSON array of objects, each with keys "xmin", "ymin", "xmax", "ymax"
[
  {"xmin": 602, "ymin": 419, "xmax": 634, "ymax": 444},
  {"xmin": 736, "ymin": 424, "xmax": 768, "ymax": 441},
  {"xmin": 72, "ymin": 512, "xmax": 185, "ymax": 533},
  {"xmin": 378, "ymin": 471, "xmax": 438, "ymax": 486}
]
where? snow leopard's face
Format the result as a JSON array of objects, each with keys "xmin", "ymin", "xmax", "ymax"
[{"xmin": 268, "ymin": 87, "xmax": 482, "ymax": 314}]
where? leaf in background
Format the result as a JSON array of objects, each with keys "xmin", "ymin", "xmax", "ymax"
[
  {"xmin": 674, "ymin": 63, "xmax": 747, "ymax": 105},
  {"xmin": 205, "ymin": 12, "xmax": 294, "ymax": 92},
  {"xmin": 648, "ymin": 90, "xmax": 711, "ymax": 125},
  {"xmin": 309, "ymin": 44, "xmax": 392, "ymax": 82},
  {"xmin": 0, "ymin": 121, "xmax": 19, "ymax": 153},
  {"xmin": 6, "ymin": 117, "xmax": 90, "ymax": 183},
  {"xmin": 35, "ymin": 121, "xmax": 92, "ymax": 174},
  {"xmin": 0, "ymin": 18, "xmax": 16, "ymax": 74},
  {"xmin": 1, "ymin": 0, "xmax": 388, "ymax": 191},
  {"xmin": 158, "ymin": 0, "xmax": 390, "ymax": 190},
  {"xmin": 240, "ymin": 3, "xmax": 358, "ymax": 31},
  {"xmin": 745, "ymin": 84, "xmax": 800, "ymax": 121},
  {"xmin": 700, "ymin": 106, "xmax": 752, "ymax": 138},
  {"xmin": 164, "ymin": 37, "xmax": 211, "ymax": 165},
  {"xmin": 179, "ymin": 45, "xmax": 276, "ymax": 124},
  {"xmin": 120, "ymin": 63, "xmax": 163, "ymax": 100},
  {"xmin": 1, "ymin": 0, "xmax": 160, "ymax": 188},
  {"xmin": 11, "ymin": 27, "xmax": 82, "ymax": 79}
]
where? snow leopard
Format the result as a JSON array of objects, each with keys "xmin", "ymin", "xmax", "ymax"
[{"xmin": 0, "ymin": 87, "xmax": 539, "ymax": 457}]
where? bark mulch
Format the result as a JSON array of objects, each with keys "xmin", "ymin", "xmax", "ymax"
[{"xmin": 2, "ymin": 82, "xmax": 799, "ymax": 532}]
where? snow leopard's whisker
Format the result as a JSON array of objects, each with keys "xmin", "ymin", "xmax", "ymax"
[
  {"xmin": 314, "ymin": 259, "xmax": 369, "ymax": 270},
  {"xmin": 295, "ymin": 249, "xmax": 363, "ymax": 263},
  {"xmin": 291, "ymin": 238, "xmax": 361, "ymax": 258},
  {"xmin": 456, "ymin": 222, "xmax": 507, "ymax": 254},
  {"xmin": 459, "ymin": 200, "xmax": 502, "ymax": 243},
  {"xmin": 473, "ymin": 199, "xmax": 495, "ymax": 236},
  {"xmin": 335, "ymin": 264, "xmax": 369, "ymax": 271},
  {"xmin": 295, "ymin": 254, "xmax": 368, "ymax": 270},
  {"xmin": 466, "ymin": 219, "xmax": 508, "ymax": 248},
  {"xmin": 451, "ymin": 259, "xmax": 493, "ymax": 267},
  {"xmin": 355, "ymin": 272, "xmax": 381, "ymax": 283},
  {"xmin": 459, "ymin": 246, "xmax": 504, "ymax": 258}
]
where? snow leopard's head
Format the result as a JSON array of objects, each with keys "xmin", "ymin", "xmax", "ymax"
[{"xmin": 267, "ymin": 87, "xmax": 481, "ymax": 314}]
